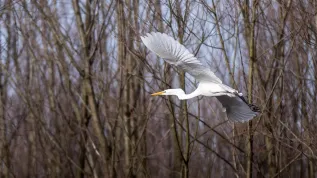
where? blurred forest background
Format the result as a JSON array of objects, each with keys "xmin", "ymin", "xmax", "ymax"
[{"xmin": 0, "ymin": 0, "xmax": 316, "ymax": 177}]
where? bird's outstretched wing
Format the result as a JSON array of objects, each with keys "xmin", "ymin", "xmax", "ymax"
[
  {"xmin": 216, "ymin": 95, "xmax": 260, "ymax": 122},
  {"xmin": 141, "ymin": 32, "xmax": 222, "ymax": 83}
]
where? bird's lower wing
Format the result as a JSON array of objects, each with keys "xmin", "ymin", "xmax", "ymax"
[{"xmin": 216, "ymin": 95, "xmax": 259, "ymax": 122}]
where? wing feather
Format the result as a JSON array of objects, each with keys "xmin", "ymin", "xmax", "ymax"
[
  {"xmin": 216, "ymin": 95, "xmax": 258, "ymax": 122},
  {"xmin": 141, "ymin": 32, "xmax": 222, "ymax": 83}
]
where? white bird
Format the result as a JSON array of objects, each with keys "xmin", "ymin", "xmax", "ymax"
[{"xmin": 141, "ymin": 32, "xmax": 260, "ymax": 122}]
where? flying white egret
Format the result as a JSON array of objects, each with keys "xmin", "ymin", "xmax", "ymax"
[{"xmin": 141, "ymin": 32, "xmax": 260, "ymax": 122}]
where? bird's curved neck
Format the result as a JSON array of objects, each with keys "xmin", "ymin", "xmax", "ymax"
[{"xmin": 177, "ymin": 89, "xmax": 200, "ymax": 100}]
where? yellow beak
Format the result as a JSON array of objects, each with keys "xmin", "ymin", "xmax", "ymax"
[{"xmin": 151, "ymin": 91, "xmax": 165, "ymax": 96}]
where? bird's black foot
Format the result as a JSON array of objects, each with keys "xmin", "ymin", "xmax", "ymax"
[{"xmin": 248, "ymin": 104, "xmax": 261, "ymax": 113}]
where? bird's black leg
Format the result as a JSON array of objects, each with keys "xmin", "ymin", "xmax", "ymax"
[{"xmin": 234, "ymin": 93, "xmax": 261, "ymax": 113}]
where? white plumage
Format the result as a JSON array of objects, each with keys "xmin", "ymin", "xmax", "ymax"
[{"xmin": 141, "ymin": 32, "xmax": 260, "ymax": 122}]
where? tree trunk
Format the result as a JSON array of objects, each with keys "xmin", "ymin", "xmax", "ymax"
[{"xmin": 246, "ymin": 1, "xmax": 258, "ymax": 178}]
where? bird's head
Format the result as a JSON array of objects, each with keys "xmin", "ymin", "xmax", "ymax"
[{"xmin": 151, "ymin": 89, "xmax": 185, "ymax": 98}]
